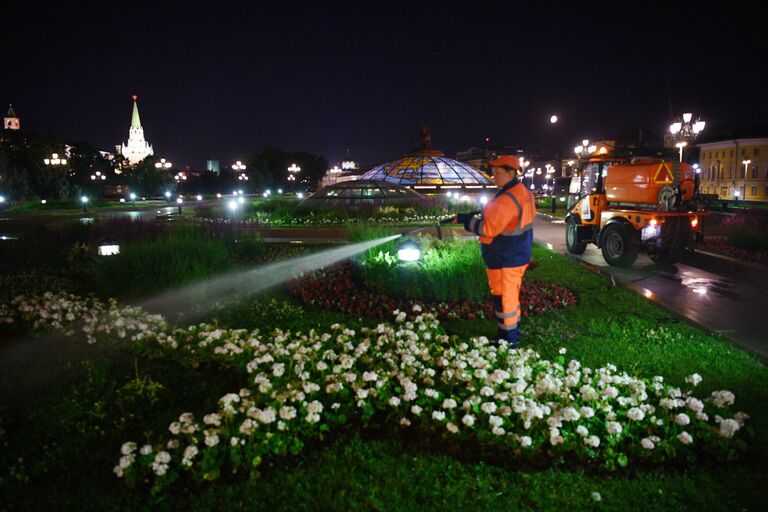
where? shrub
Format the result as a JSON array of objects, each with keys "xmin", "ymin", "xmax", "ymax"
[
  {"xmin": 86, "ymin": 229, "xmax": 233, "ymax": 298},
  {"xmin": 358, "ymin": 236, "xmax": 488, "ymax": 301},
  {"xmin": 722, "ymin": 211, "xmax": 768, "ymax": 251}
]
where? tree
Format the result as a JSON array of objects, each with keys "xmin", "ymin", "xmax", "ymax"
[{"xmin": 123, "ymin": 157, "xmax": 168, "ymax": 197}]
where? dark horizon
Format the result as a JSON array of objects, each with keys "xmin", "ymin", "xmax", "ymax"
[{"xmin": 2, "ymin": 3, "xmax": 766, "ymax": 169}]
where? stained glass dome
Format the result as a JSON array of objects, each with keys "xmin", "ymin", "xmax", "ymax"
[
  {"xmin": 359, "ymin": 155, "xmax": 493, "ymax": 187},
  {"xmin": 358, "ymin": 125, "xmax": 493, "ymax": 189}
]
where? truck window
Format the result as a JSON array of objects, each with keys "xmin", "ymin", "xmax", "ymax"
[{"xmin": 580, "ymin": 163, "xmax": 600, "ymax": 195}]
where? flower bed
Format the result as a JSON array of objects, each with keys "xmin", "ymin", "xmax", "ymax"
[
  {"xmin": 286, "ymin": 261, "xmax": 577, "ymax": 321},
  {"xmin": 0, "ymin": 292, "xmax": 750, "ymax": 494},
  {"xmin": 699, "ymin": 237, "xmax": 768, "ymax": 264}
]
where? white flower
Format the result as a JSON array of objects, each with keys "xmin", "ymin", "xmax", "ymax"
[
  {"xmin": 271, "ymin": 363, "xmax": 285, "ymax": 377},
  {"xmin": 710, "ymin": 390, "xmax": 735, "ymax": 408},
  {"xmin": 519, "ymin": 436, "xmax": 532, "ymax": 447},
  {"xmin": 686, "ymin": 397, "xmax": 704, "ymax": 413},
  {"xmin": 432, "ymin": 410, "xmax": 446, "ymax": 421},
  {"xmin": 492, "ymin": 426, "xmax": 506, "ymax": 436},
  {"xmin": 389, "ymin": 396, "xmax": 402, "ymax": 407},
  {"xmin": 168, "ymin": 422, "xmax": 181, "ymax": 435},
  {"xmin": 446, "ymin": 422, "xmax": 459, "ymax": 434},
  {"xmin": 562, "ymin": 407, "xmax": 580, "ymax": 422},
  {"xmin": 203, "ymin": 413, "xmax": 222, "ymax": 426},
  {"xmin": 580, "ymin": 406, "xmax": 595, "ymax": 419},
  {"xmin": 140, "ymin": 444, "xmax": 153, "ymax": 456},
  {"xmin": 603, "ymin": 386, "xmax": 619, "ymax": 399},
  {"xmin": 641, "ymin": 438, "xmax": 655, "ymax": 450},
  {"xmin": 627, "ymin": 407, "xmax": 645, "ymax": 421},
  {"xmin": 559, "ymin": 347, "xmax": 567, "ymax": 355},
  {"xmin": 357, "ymin": 389, "xmax": 369, "ymax": 399},
  {"xmin": 154, "ymin": 451, "xmax": 171, "ymax": 464},
  {"xmin": 400, "ymin": 417, "xmax": 411, "ymax": 426},
  {"xmin": 576, "ymin": 425, "xmax": 589, "ymax": 437},
  {"xmin": 606, "ymin": 421, "xmax": 623, "ymax": 435},
  {"xmin": 279, "ymin": 406, "xmax": 297, "ymax": 420},
  {"xmin": 488, "ymin": 415, "xmax": 503, "ymax": 428},
  {"xmin": 411, "ymin": 405, "xmax": 423, "ymax": 415},
  {"xmin": 480, "ymin": 386, "xmax": 495, "ymax": 397},
  {"xmin": 363, "ymin": 371, "xmax": 378, "ymax": 382},
  {"xmin": 718, "ymin": 419, "xmax": 740, "ymax": 438},
  {"xmin": 121, "ymin": 442, "xmax": 137, "ymax": 455},
  {"xmin": 584, "ymin": 435, "xmax": 600, "ymax": 448},
  {"xmin": 118, "ymin": 454, "xmax": 134, "ymax": 469},
  {"xmin": 591, "ymin": 492, "xmax": 602, "ymax": 502},
  {"xmin": 549, "ymin": 434, "xmax": 564, "ymax": 445},
  {"xmin": 442, "ymin": 398, "xmax": 457, "ymax": 409},
  {"xmin": 481, "ymin": 402, "xmax": 497, "ymax": 414},
  {"xmin": 462, "ymin": 414, "xmax": 476, "ymax": 427},
  {"xmin": 307, "ymin": 400, "xmax": 324, "ymax": 414},
  {"xmin": 685, "ymin": 373, "xmax": 703, "ymax": 386},
  {"xmin": 204, "ymin": 433, "xmax": 220, "ymax": 447},
  {"xmin": 677, "ymin": 431, "xmax": 693, "ymax": 445},
  {"xmin": 674, "ymin": 413, "xmax": 690, "ymax": 426}
]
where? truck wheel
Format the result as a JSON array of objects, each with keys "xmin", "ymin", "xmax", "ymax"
[
  {"xmin": 566, "ymin": 216, "xmax": 587, "ymax": 254},
  {"xmin": 601, "ymin": 223, "xmax": 639, "ymax": 268}
]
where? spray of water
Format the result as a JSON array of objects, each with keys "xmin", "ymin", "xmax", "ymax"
[{"xmin": 137, "ymin": 234, "xmax": 402, "ymax": 320}]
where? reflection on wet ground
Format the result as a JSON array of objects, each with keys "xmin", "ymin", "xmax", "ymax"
[{"xmin": 657, "ymin": 269, "xmax": 743, "ymax": 300}]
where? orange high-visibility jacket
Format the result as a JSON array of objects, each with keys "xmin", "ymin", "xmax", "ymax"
[{"xmin": 467, "ymin": 178, "xmax": 536, "ymax": 269}]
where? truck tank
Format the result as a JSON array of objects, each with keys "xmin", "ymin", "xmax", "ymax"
[{"xmin": 604, "ymin": 160, "xmax": 695, "ymax": 208}]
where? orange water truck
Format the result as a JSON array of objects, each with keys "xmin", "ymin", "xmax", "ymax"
[{"xmin": 565, "ymin": 148, "xmax": 707, "ymax": 267}]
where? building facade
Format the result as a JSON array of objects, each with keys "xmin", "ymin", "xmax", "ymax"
[{"xmin": 698, "ymin": 138, "xmax": 768, "ymax": 201}]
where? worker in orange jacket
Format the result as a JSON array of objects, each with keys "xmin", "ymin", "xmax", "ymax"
[{"xmin": 454, "ymin": 155, "xmax": 536, "ymax": 347}]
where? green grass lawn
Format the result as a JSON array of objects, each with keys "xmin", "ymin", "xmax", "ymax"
[{"xmin": 1, "ymin": 244, "xmax": 766, "ymax": 511}]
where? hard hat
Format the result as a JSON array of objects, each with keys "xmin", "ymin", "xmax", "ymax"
[{"xmin": 486, "ymin": 155, "xmax": 521, "ymax": 170}]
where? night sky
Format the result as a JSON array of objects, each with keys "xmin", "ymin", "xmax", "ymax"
[{"xmin": 2, "ymin": 3, "xmax": 766, "ymax": 169}]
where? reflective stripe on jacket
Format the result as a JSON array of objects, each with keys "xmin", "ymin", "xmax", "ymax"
[{"xmin": 466, "ymin": 178, "xmax": 535, "ymax": 269}]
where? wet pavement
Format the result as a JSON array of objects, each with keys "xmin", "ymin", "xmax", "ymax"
[{"xmin": 533, "ymin": 214, "xmax": 768, "ymax": 362}]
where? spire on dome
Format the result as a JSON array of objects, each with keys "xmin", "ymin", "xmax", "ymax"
[
  {"xmin": 7, "ymin": 104, "xmax": 18, "ymax": 118},
  {"xmin": 131, "ymin": 96, "xmax": 142, "ymax": 129}
]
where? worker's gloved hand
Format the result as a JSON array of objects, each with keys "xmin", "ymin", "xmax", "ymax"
[{"xmin": 455, "ymin": 210, "xmax": 481, "ymax": 231}]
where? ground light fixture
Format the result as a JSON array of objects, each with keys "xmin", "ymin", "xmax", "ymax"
[
  {"xmin": 297, "ymin": 192, "xmax": 304, "ymax": 199},
  {"xmin": 81, "ymin": 196, "xmax": 89, "ymax": 212},
  {"xmin": 97, "ymin": 238, "xmax": 120, "ymax": 256},
  {"xmin": 196, "ymin": 195, "xmax": 203, "ymax": 201},
  {"xmin": 396, "ymin": 238, "xmax": 421, "ymax": 262},
  {"xmin": 228, "ymin": 200, "xmax": 238, "ymax": 211},
  {"xmin": 0, "ymin": 195, "xmax": 5, "ymax": 203}
]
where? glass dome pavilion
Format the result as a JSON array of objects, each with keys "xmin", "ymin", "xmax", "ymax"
[{"xmin": 358, "ymin": 126, "xmax": 494, "ymax": 191}]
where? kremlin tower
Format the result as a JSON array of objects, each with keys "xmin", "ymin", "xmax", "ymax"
[
  {"xmin": 118, "ymin": 95, "xmax": 153, "ymax": 165},
  {"xmin": 4, "ymin": 104, "xmax": 20, "ymax": 130}
]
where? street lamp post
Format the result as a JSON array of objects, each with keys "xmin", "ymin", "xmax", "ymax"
[
  {"xmin": 546, "ymin": 164, "xmax": 557, "ymax": 212},
  {"xmin": 574, "ymin": 139, "xmax": 597, "ymax": 160},
  {"xmin": 669, "ymin": 113, "xmax": 705, "ymax": 163},
  {"xmin": 155, "ymin": 158, "xmax": 172, "ymax": 170},
  {"xmin": 742, "ymin": 159, "xmax": 751, "ymax": 200},
  {"xmin": 43, "ymin": 153, "xmax": 67, "ymax": 166},
  {"xmin": 287, "ymin": 163, "xmax": 301, "ymax": 192}
]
